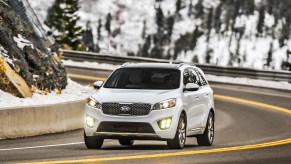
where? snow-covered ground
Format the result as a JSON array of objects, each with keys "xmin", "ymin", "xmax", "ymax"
[
  {"xmin": 27, "ymin": 0, "xmax": 291, "ymax": 70},
  {"xmin": 0, "ymin": 79, "xmax": 95, "ymax": 109}
]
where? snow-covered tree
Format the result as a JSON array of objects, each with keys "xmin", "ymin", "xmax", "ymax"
[
  {"xmin": 97, "ymin": 19, "xmax": 102, "ymax": 41},
  {"xmin": 256, "ymin": 4, "xmax": 265, "ymax": 36},
  {"xmin": 105, "ymin": 13, "xmax": 112, "ymax": 34},
  {"xmin": 82, "ymin": 21, "xmax": 95, "ymax": 52},
  {"xmin": 45, "ymin": 0, "xmax": 83, "ymax": 50},
  {"xmin": 176, "ymin": 0, "xmax": 182, "ymax": 13}
]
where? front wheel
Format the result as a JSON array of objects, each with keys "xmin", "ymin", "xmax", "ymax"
[
  {"xmin": 167, "ymin": 113, "xmax": 186, "ymax": 149},
  {"xmin": 84, "ymin": 132, "xmax": 104, "ymax": 149},
  {"xmin": 197, "ymin": 112, "xmax": 214, "ymax": 146}
]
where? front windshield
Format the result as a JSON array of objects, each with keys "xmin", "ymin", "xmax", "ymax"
[{"xmin": 104, "ymin": 68, "xmax": 181, "ymax": 90}]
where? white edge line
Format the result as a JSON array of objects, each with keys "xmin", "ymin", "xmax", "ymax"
[{"xmin": 0, "ymin": 142, "xmax": 84, "ymax": 151}]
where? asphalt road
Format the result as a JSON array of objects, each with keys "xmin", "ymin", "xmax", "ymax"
[{"xmin": 0, "ymin": 67, "xmax": 290, "ymax": 163}]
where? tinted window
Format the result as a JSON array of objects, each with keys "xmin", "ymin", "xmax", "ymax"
[
  {"xmin": 195, "ymin": 69, "xmax": 207, "ymax": 86},
  {"xmin": 104, "ymin": 68, "xmax": 180, "ymax": 90},
  {"xmin": 183, "ymin": 68, "xmax": 200, "ymax": 86}
]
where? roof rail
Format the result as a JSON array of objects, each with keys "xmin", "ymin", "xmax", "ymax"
[
  {"xmin": 176, "ymin": 63, "xmax": 195, "ymax": 68},
  {"xmin": 177, "ymin": 63, "xmax": 185, "ymax": 68},
  {"xmin": 121, "ymin": 62, "xmax": 131, "ymax": 67}
]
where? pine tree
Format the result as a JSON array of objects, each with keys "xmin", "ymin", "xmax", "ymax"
[
  {"xmin": 97, "ymin": 18, "xmax": 102, "ymax": 41},
  {"xmin": 150, "ymin": 44, "xmax": 163, "ymax": 59},
  {"xmin": 105, "ymin": 13, "xmax": 112, "ymax": 34},
  {"xmin": 142, "ymin": 20, "xmax": 146, "ymax": 39},
  {"xmin": 156, "ymin": 5, "xmax": 165, "ymax": 31},
  {"xmin": 176, "ymin": 0, "xmax": 182, "ymax": 13},
  {"xmin": 188, "ymin": 0, "xmax": 193, "ymax": 17},
  {"xmin": 82, "ymin": 21, "xmax": 94, "ymax": 52},
  {"xmin": 192, "ymin": 55, "xmax": 199, "ymax": 63},
  {"xmin": 205, "ymin": 48, "xmax": 212, "ymax": 64},
  {"xmin": 141, "ymin": 35, "xmax": 152, "ymax": 57},
  {"xmin": 166, "ymin": 13, "xmax": 175, "ymax": 43},
  {"xmin": 195, "ymin": 0, "xmax": 204, "ymax": 19},
  {"xmin": 155, "ymin": 5, "xmax": 165, "ymax": 46},
  {"xmin": 281, "ymin": 50, "xmax": 291, "ymax": 71},
  {"xmin": 173, "ymin": 32, "xmax": 192, "ymax": 60},
  {"xmin": 206, "ymin": 7, "xmax": 213, "ymax": 42},
  {"xmin": 265, "ymin": 42, "xmax": 273, "ymax": 68},
  {"xmin": 190, "ymin": 25, "xmax": 202, "ymax": 50},
  {"xmin": 256, "ymin": 4, "xmax": 265, "ymax": 36},
  {"xmin": 243, "ymin": 0, "xmax": 255, "ymax": 15},
  {"xmin": 214, "ymin": 3, "xmax": 222, "ymax": 33},
  {"xmin": 45, "ymin": 0, "xmax": 82, "ymax": 50}
]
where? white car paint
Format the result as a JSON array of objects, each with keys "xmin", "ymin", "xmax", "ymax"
[{"xmin": 84, "ymin": 63, "xmax": 215, "ymax": 140}]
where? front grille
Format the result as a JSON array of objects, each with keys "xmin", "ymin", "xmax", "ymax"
[
  {"xmin": 97, "ymin": 122, "xmax": 155, "ymax": 133},
  {"xmin": 101, "ymin": 103, "xmax": 152, "ymax": 116}
]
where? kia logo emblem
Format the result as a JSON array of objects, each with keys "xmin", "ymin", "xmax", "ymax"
[{"xmin": 121, "ymin": 106, "xmax": 130, "ymax": 112}]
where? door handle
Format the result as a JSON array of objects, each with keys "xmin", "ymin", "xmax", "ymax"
[
  {"xmin": 195, "ymin": 96, "xmax": 199, "ymax": 99},
  {"xmin": 206, "ymin": 93, "xmax": 209, "ymax": 96}
]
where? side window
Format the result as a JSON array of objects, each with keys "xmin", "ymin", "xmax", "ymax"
[
  {"xmin": 183, "ymin": 68, "xmax": 201, "ymax": 86},
  {"xmin": 189, "ymin": 69, "xmax": 201, "ymax": 86},
  {"xmin": 195, "ymin": 69, "xmax": 207, "ymax": 86},
  {"xmin": 183, "ymin": 69, "xmax": 191, "ymax": 86}
]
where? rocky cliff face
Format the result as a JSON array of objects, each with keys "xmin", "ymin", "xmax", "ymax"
[{"xmin": 0, "ymin": 0, "xmax": 67, "ymax": 97}]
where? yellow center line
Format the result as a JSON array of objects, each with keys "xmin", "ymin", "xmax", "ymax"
[
  {"xmin": 214, "ymin": 94, "xmax": 291, "ymax": 114},
  {"xmin": 23, "ymin": 74, "xmax": 291, "ymax": 164},
  {"xmin": 68, "ymin": 74, "xmax": 107, "ymax": 81}
]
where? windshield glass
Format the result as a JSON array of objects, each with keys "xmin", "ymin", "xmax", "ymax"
[{"xmin": 104, "ymin": 68, "xmax": 181, "ymax": 89}]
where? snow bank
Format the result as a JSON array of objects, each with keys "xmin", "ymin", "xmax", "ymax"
[
  {"xmin": 206, "ymin": 74, "xmax": 291, "ymax": 91},
  {"xmin": 0, "ymin": 79, "xmax": 95, "ymax": 109}
]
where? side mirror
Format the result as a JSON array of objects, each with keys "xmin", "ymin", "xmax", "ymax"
[
  {"xmin": 184, "ymin": 83, "xmax": 199, "ymax": 92},
  {"xmin": 93, "ymin": 81, "xmax": 104, "ymax": 89}
]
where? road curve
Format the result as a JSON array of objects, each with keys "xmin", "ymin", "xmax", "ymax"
[{"xmin": 0, "ymin": 68, "xmax": 290, "ymax": 163}]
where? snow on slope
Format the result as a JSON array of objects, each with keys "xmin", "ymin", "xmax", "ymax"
[
  {"xmin": 28, "ymin": 0, "xmax": 290, "ymax": 70},
  {"xmin": 0, "ymin": 79, "xmax": 94, "ymax": 109}
]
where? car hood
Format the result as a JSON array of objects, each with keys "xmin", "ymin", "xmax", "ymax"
[{"xmin": 92, "ymin": 88, "xmax": 180, "ymax": 104}]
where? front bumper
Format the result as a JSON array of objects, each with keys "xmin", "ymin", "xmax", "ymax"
[{"xmin": 84, "ymin": 105, "xmax": 180, "ymax": 140}]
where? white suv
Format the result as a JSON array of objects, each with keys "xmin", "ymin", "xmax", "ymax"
[{"xmin": 84, "ymin": 63, "xmax": 215, "ymax": 149}]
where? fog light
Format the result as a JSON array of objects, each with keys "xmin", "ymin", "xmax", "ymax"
[
  {"xmin": 86, "ymin": 115, "xmax": 95, "ymax": 128},
  {"xmin": 158, "ymin": 118, "xmax": 172, "ymax": 130}
]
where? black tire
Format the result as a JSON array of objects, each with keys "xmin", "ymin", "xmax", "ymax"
[
  {"xmin": 119, "ymin": 139, "xmax": 134, "ymax": 146},
  {"xmin": 197, "ymin": 112, "xmax": 214, "ymax": 146},
  {"xmin": 84, "ymin": 132, "xmax": 104, "ymax": 149},
  {"xmin": 167, "ymin": 113, "xmax": 186, "ymax": 149}
]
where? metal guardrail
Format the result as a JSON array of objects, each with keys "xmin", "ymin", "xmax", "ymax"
[{"xmin": 62, "ymin": 50, "xmax": 291, "ymax": 83}]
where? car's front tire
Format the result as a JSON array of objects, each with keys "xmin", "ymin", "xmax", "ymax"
[
  {"xmin": 167, "ymin": 113, "xmax": 186, "ymax": 149},
  {"xmin": 119, "ymin": 139, "xmax": 134, "ymax": 146},
  {"xmin": 197, "ymin": 112, "xmax": 214, "ymax": 146},
  {"xmin": 84, "ymin": 132, "xmax": 104, "ymax": 149}
]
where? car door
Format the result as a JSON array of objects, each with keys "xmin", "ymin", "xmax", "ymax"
[
  {"xmin": 194, "ymin": 68, "xmax": 211, "ymax": 127},
  {"xmin": 183, "ymin": 68, "xmax": 205, "ymax": 131}
]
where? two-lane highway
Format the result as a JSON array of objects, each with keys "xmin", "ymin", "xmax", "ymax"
[{"xmin": 0, "ymin": 67, "xmax": 290, "ymax": 163}]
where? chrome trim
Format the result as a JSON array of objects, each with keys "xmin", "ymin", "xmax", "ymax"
[
  {"xmin": 188, "ymin": 127, "xmax": 203, "ymax": 131},
  {"xmin": 94, "ymin": 132, "xmax": 158, "ymax": 137}
]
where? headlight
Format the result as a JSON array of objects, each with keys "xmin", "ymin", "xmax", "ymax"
[
  {"xmin": 153, "ymin": 98, "xmax": 176, "ymax": 110},
  {"xmin": 87, "ymin": 97, "xmax": 102, "ymax": 109}
]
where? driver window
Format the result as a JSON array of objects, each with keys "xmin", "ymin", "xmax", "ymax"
[
  {"xmin": 183, "ymin": 69, "xmax": 191, "ymax": 86},
  {"xmin": 189, "ymin": 69, "xmax": 201, "ymax": 86},
  {"xmin": 183, "ymin": 68, "xmax": 200, "ymax": 86}
]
